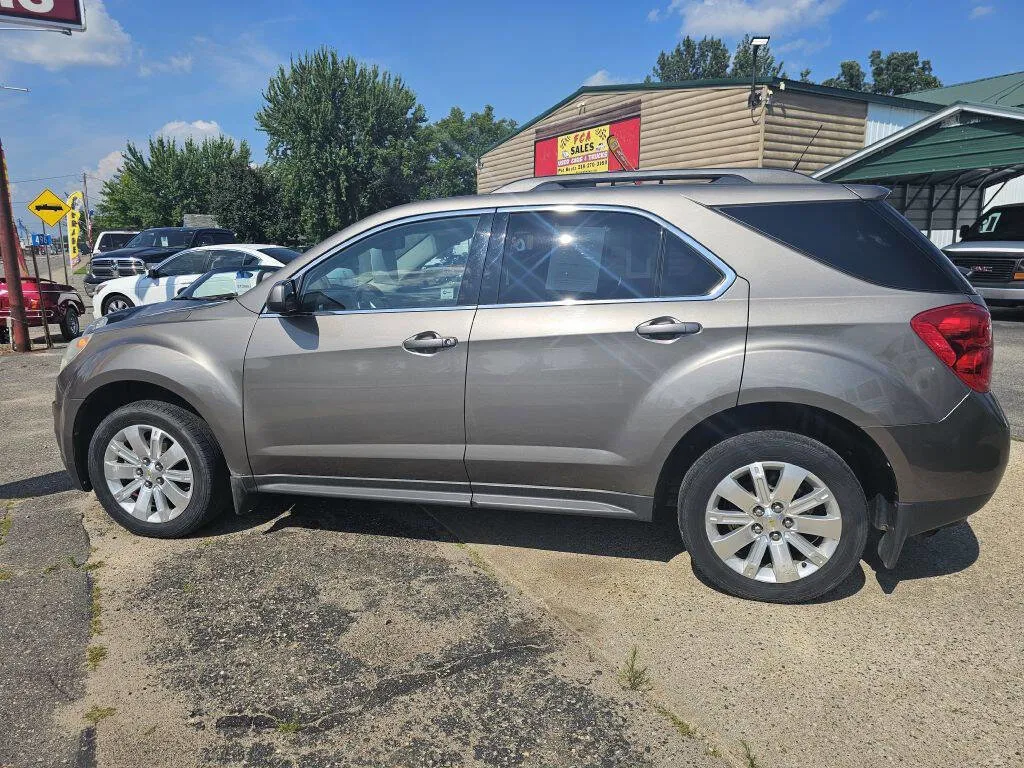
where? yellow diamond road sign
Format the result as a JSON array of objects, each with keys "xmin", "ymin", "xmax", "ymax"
[{"xmin": 28, "ymin": 188, "xmax": 72, "ymax": 227}]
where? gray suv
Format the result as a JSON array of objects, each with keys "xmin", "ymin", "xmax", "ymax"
[{"xmin": 54, "ymin": 170, "xmax": 1010, "ymax": 603}]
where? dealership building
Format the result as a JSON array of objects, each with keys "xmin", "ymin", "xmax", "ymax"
[{"xmin": 477, "ymin": 72, "xmax": 1024, "ymax": 245}]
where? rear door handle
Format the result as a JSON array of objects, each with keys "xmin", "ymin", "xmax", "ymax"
[
  {"xmin": 635, "ymin": 317, "xmax": 702, "ymax": 342},
  {"xmin": 403, "ymin": 331, "xmax": 458, "ymax": 354}
]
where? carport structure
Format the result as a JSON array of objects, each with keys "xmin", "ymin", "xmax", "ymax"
[{"xmin": 814, "ymin": 101, "xmax": 1024, "ymax": 242}]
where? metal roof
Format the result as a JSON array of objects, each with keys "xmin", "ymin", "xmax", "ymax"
[
  {"xmin": 903, "ymin": 71, "xmax": 1024, "ymax": 109},
  {"xmin": 481, "ymin": 78, "xmax": 944, "ymax": 158},
  {"xmin": 813, "ymin": 102, "xmax": 1024, "ymax": 187}
]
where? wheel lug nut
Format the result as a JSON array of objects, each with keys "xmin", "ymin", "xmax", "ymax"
[
  {"xmin": 783, "ymin": 517, "xmax": 794, "ymax": 528},
  {"xmin": 157, "ymin": 477, "xmax": 164, "ymax": 485},
  {"xmin": 135, "ymin": 468, "xmax": 143, "ymax": 477},
  {"xmin": 769, "ymin": 531, "xmax": 782, "ymax": 541},
  {"xmin": 144, "ymin": 480, "xmax": 153, "ymax": 488},
  {"xmin": 154, "ymin": 462, "xmax": 163, "ymax": 471},
  {"xmin": 771, "ymin": 502, "xmax": 784, "ymax": 513},
  {"xmin": 752, "ymin": 523, "xmax": 764, "ymax": 534},
  {"xmin": 752, "ymin": 506, "xmax": 765, "ymax": 517}
]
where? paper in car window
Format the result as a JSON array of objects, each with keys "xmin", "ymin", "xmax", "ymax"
[
  {"xmin": 234, "ymin": 270, "xmax": 256, "ymax": 292},
  {"xmin": 545, "ymin": 227, "xmax": 606, "ymax": 294},
  {"xmin": 980, "ymin": 212, "xmax": 1001, "ymax": 233}
]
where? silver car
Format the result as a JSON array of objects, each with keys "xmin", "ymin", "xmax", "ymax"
[{"xmin": 54, "ymin": 169, "xmax": 1010, "ymax": 603}]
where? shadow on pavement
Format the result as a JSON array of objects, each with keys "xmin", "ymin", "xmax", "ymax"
[
  {"xmin": 863, "ymin": 522, "xmax": 980, "ymax": 594},
  {"xmin": 0, "ymin": 470, "xmax": 74, "ymax": 498}
]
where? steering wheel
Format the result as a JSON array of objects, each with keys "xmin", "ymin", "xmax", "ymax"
[{"xmin": 355, "ymin": 283, "xmax": 389, "ymax": 310}]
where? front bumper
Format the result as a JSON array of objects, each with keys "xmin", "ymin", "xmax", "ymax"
[
  {"xmin": 974, "ymin": 283, "xmax": 1024, "ymax": 302},
  {"xmin": 867, "ymin": 390, "xmax": 1010, "ymax": 566},
  {"xmin": 53, "ymin": 393, "xmax": 89, "ymax": 491}
]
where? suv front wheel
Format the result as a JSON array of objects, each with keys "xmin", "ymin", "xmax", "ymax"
[
  {"xmin": 678, "ymin": 430, "xmax": 868, "ymax": 603},
  {"xmin": 87, "ymin": 400, "xmax": 228, "ymax": 537}
]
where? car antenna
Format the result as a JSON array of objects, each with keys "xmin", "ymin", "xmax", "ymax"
[{"xmin": 791, "ymin": 124, "xmax": 823, "ymax": 173}]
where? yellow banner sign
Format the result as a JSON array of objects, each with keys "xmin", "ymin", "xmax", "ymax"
[
  {"xmin": 556, "ymin": 124, "xmax": 610, "ymax": 175},
  {"xmin": 66, "ymin": 191, "xmax": 84, "ymax": 267}
]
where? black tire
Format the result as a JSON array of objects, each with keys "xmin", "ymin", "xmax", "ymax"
[
  {"xmin": 87, "ymin": 400, "xmax": 229, "ymax": 538},
  {"xmin": 0, "ymin": 325, "xmax": 9, "ymax": 345},
  {"xmin": 678, "ymin": 430, "xmax": 869, "ymax": 603},
  {"xmin": 60, "ymin": 306, "xmax": 81, "ymax": 341},
  {"xmin": 102, "ymin": 293, "xmax": 133, "ymax": 316}
]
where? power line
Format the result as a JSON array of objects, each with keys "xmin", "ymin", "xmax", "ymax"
[{"xmin": 9, "ymin": 172, "xmax": 80, "ymax": 184}]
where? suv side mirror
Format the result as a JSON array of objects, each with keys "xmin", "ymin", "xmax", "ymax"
[
  {"xmin": 959, "ymin": 224, "xmax": 971, "ymax": 241},
  {"xmin": 147, "ymin": 267, "xmax": 160, "ymax": 279},
  {"xmin": 266, "ymin": 279, "xmax": 299, "ymax": 315}
]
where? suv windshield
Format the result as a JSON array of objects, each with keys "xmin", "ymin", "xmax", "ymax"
[
  {"xmin": 124, "ymin": 229, "xmax": 193, "ymax": 248},
  {"xmin": 962, "ymin": 206, "xmax": 1024, "ymax": 242},
  {"xmin": 175, "ymin": 266, "xmax": 281, "ymax": 301}
]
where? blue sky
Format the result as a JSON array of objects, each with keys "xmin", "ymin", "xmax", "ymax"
[{"xmin": 1, "ymin": 0, "xmax": 1019, "ymax": 217}]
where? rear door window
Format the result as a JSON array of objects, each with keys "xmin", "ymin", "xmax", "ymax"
[{"xmin": 717, "ymin": 200, "xmax": 970, "ymax": 294}]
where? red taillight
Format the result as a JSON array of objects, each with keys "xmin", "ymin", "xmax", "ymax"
[{"xmin": 911, "ymin": 303, "xmax": 993, "ymax": 393}]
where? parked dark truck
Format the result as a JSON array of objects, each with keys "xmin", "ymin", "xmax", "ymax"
[
  {"xmin": 84, "ymin": 227, "xmax": 235, "ymax": 296},
  {"xmin": 944, "ymin": 203, "xmax": 1024, "ymax": 306},
  {"xmin": 55, "ymin": 169, "xmax": 1010, "ymax": 603}
]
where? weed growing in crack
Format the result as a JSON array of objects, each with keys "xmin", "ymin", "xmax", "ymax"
[
  {"xmin": 742, "ymin": 740, "xmax": 760, "ymax": 768},
  {"xmin": 276, "ymin": 720, "xmax": 302, "ymax": 734},
  {"xmin": 84, "ymin": 706, "xmax": 116, "ymax": 725},
  {"xmin": 654, "ymin": 704, "xmax": 695, "ymax": 738},
  {"xmin": 90, "ymin": 584, "xmax": 103, "ymax": 635},
  {"xmin": 86, "ymin": 645, "xmax": 107, "ymax": 671},
  {"xmin": 618, "ymin": 645, "xmax": 653, "ymax": 692}
]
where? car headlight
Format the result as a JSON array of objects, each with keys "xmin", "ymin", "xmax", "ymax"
[
  {"xmin": 60, "ymin": 334, "xmax": 92, "ymax": 371},
  {"xmin": 83, "ymin": 316, "xmax": 108, "ymax": 335}
]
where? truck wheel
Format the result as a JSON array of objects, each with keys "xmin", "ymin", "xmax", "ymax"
[
  {"xmin": 60, "ymin": 306, "xmax": 81, "ymax": 341},
  {"xmin": 678, "ymin": 430, "xmax": 869, "ymax": 603},
  {"xmin": 87, "ymin": 400, "xmax": 229, "ymax": 538},
  {"xmin": 102, "ymin": 294, "xmax": 133, "ymax": 315}
]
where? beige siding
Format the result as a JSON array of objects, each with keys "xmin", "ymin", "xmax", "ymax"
[
  {"xmin": 762, "ymin": 91, "xmax": 867, "ymax": 173},
  {"xmin": 476, "ymin": 87, "xmax": 759, "ymax": 192}
]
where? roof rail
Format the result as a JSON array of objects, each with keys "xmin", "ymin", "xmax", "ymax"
[{"xmin": 492, "ymin": 168, "xmax": 819, "ymax": 193}]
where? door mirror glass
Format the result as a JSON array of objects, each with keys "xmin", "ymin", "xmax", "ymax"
[
  {"xmin": 959, "ymin": 224, "xmax": 971, "ymax": 241},
  {"xmin": 266, "ymin": 279, "xmax": 299, "ymax": 315},
  {"xmin": 147, "ymin": 267, "xmax": 160, "ymax": 279}
]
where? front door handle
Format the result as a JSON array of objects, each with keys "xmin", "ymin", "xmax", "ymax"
[
  {"xmin": 636, "ymin": 316, "xmax": 702, "ymax": 342},
  {"xmin": 403, "ymin": 331, "xmax": 458, "ymax": 354}
]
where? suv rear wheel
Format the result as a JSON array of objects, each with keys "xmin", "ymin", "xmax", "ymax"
[
  {"xmin": 87, "ymin": 400, "xmax": 228, "ymax": 538},
  {"xmin": 60, "ymin": 306, "xmax": 81, "ymax": 341},
  {"xmin": 678, "ymin": 430, "xmax": 868, "ymax": 603}
]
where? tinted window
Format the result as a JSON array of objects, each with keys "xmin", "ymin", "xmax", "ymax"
[
  {"xmin": 97, "ymin": 233, "xmax": 135, "ymax": 251},
  {"xmin": 159, "ymin": 249, "xmax": 210, "ymax": 276},
  {"xmin": 660, "ymin": 232, "xmax": 724, "ymax": 297},
  {"xmin": 211, "ymin": 231, "xmax": 235, "ymax": 244},
  {"xmin": 125, "ymin": 228, "xmax": 191, "ymax": 248},
  {"xmin": 963, "ymin": 206, "xmax": 1024, "ymax": 242},
  {"xmin": 717, "ymin": 200, "xmax": 970, "ymax": 294},
  {"xmin": 301, "ymin": 215, "xmax": 481, "ymax": 312},
  {"xmin": 258, "ymin": 246, "xmax": 302, "ymax": 264},
  {"xmin": 209, "ymin": 250, "xmax": 249, "ymax": 270},
  {"xmin": 499, "ymin": 210, "xmax": 660, "ymax": 304}
]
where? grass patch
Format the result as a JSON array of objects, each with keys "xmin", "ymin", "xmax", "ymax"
[
  {"xmin": 74, "ymin": 264, "xmax": 89, "ymax": 275},
  {"xmin": 654, "ymin": 704, "xmax": 695, "ymax": 738},
  {"xmin": 86, "ymin": 645, "xmax": 107, "ymax": 671},
  {"xmin": 90, "ymin": 584, "xmax": 102, "ymax": 635},
  {"xmin": 0, "ymin": 568, "xmax": 12, "ymax": 582},
  {"xmin": 83, "ymin": 560, "xmax": 104, "ymax": 571},
  {"xmin": 83, "ymin": 705, "xmax": 116, "ymax": 725},
  {"xmin": 43, "ymin": 563, "xmax": 61, "ymax": 574},
  {"xmin": 276, "ymin": 719, "xmax": 302, "ymax": 734},
  {"xmin": 741, "ymin": 740, "xmax": 760, "ymax": 768},
  {"xmin": 0, "ymin": 513, "xmax": 11, "ymax": 546},
  {"xmin": 618, "ymin": 646, "xmax": 654, "ymax": 692}
]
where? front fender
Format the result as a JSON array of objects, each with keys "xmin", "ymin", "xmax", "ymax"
[{"xmin": 65, "ymin": 302, "xmax": 257, "ymax": 477}]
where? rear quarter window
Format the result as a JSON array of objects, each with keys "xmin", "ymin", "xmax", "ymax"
[{"xmin": 716, "ymin": 200, "xmax": 971, "ymax": 294}]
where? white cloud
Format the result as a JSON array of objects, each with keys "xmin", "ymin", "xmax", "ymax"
[
  {"xmin": 865, "ymin": 8, "xmax": 884, "ymax": 22},
  {"xmin": 85, "ymin": 150, "xmax": 124, "ymax": 183},
  {"xmin": 671, "ymin": 0, "xmax": 844, "ymax": 37},
  {"xmin": 191, "ymin": 34, "xmax": 281, "ymax": 91},
  {"xmin": 647, "ymin": 8, "xmax": 663, "ymax": 21},
  {"xmin": 583, "ymin": 69, "xmax": 628, "ymax": 86},
  {"xmin": 777, "ymin": 36, "xmax": 831, "ymax": 55},
  {"xmin": 156, "ymin": 120, "xmax": 232, "ymax": 144},
  {"xmin": 139, "ymin": 53, "xmax": 193, "ymax": 78},
  {"xmin": 969, "ymin": 5, "xmax": 993, "ymax": 19},
  {"xmin": 0, "ymin": 0, "xmax": 131, "ymax": 71}
]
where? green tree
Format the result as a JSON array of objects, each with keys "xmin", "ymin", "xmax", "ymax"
[
  {"xmin": 868, "ymin": 50, "xmax": 941, "ymax": 95},
  {"xmin": 799, "ymin": 68, "xmax": 813, "ymax": 83},
  {"xmin": 257, "ymin": 48, "xmax": 426, "ymax": 244},
  {"xmin": 418, "ymin": 105, "xmax": 517, "ymax": 199},
  {"xmin": 647, "ymin": 35, "xmax": 731, "ymax": 82},
  {"xmin": 208, "ymin": 163, "xmax": 289, "ymax": 244},
  {"xmin": 821, "ymin": 60, "xmax": 867, "ymax": 91},
  {"xmin": 94, "ymin": 136, "xmax": 252, "ymax": 230},
  {"xmin": 729, "ymin": 35, "xmax": 785, "ymax": 79}
]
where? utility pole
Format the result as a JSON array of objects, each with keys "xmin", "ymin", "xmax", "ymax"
[
  {"xmin": 81, "ymin": 172, "xmax": 93, "ymax": 249},
  {"xmin": 0, "ymin": 137, "xmax": 30, "ymax": 351}
]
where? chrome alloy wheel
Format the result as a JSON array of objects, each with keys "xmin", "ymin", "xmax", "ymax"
[
  {"xmin": 104, "ymin": 296, "xmax": 130, "ymax": 313},
  {"xmin": 705, "ymin": 461, "xmax": 842, "ymax": 583},
  {"xmin": 103, "ymin": 424, "xmax": 193, "ymax": 523}
]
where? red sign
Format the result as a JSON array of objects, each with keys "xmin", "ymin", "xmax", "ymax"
[
  {"xmin": 534, "ymin": 115, "xmax": 640, "ymax": 177},
  {"xmin": 0, "ymin": 0, "xmax": 86, "ymax": 32}
]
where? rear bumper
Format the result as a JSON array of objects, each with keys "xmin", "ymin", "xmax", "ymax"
[{"xmin": 867, "ymin": 390, "xmax": 1010, "ymax": 566}]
